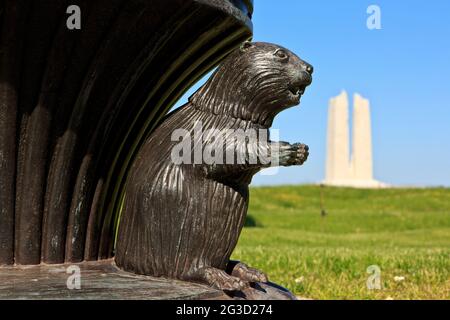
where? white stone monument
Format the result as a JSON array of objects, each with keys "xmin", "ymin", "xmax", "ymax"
[{"xmin": 324, "ymin": 91, "xmax": 385, "ymax": 188}]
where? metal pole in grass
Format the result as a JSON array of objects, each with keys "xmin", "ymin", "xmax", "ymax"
[{"xmin": 320, "ymin": 183, "xmax": 327, "ymax": 217}]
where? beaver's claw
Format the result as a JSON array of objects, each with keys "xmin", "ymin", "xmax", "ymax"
[
  {"xmin": 291, "ymin": 143, "xmax": 309, "ymax": 165},
  {"xmin": 228, "ymin": 261, "xmax": 268, "ymax": 283},
  {"xmin": 185, "ymin": 267, "xmax": 249, "ymax": 291},
  {"xmin": 274, "ymin": 142, "xmax": 309, "ymax": 166}
]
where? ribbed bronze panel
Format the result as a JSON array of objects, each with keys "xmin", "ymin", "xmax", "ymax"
[{"xmin": 0, "ymin": 0, "xmax": 252, "ymax": 265}]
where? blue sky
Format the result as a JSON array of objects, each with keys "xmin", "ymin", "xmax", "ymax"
[{"xmin": 173, "ymin": 0, "xmax": 450, "ymax": 187}]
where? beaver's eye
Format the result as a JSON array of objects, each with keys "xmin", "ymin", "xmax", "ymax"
[{"xmin": 274, "ymin": 49, "xmax": 288, "ymax": 61}]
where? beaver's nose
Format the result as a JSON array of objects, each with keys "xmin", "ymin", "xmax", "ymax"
[{"xmin": 304, "ymin": 63, "xmax": 313, "ymax": 75}]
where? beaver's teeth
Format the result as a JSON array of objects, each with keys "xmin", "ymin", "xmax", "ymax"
[
  {"xmin": 298, "ymin": 87, "xmax": 305, "ymax": 95},
  {"xmin": 290, "ymin": 86, "xmax": 305, "ymax": 96}
]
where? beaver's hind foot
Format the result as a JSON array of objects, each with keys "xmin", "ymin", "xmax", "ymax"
[
  {"xmin": 186, "ymin": 267, "xmax": 249, "ymax": 291},
  {"xmin": 227, "ymin": 261, "xmax": 268, "ymax": 283}
]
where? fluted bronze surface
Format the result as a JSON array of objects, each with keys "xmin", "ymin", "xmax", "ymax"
[{"xmin": 0, "ymin": 0, "xmax": 253, "ymax": 265}]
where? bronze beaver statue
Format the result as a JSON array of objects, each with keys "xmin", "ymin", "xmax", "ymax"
[{"xmin": 115, "ymin": 42, "xmax": 313, "ymax": 291}]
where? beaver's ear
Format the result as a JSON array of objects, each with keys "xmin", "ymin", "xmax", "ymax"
[{"xmin": 240, "ymin": 41, "xmax": 253, "ymax": 53}]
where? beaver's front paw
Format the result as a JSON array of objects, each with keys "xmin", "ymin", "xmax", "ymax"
[
  {"xmin": 275, "ymin": 142, "xmax": 309, "ymax": 166},
  {"xmin": 291, "ymin": 143, "xmax": 309, "ymax": 165}
]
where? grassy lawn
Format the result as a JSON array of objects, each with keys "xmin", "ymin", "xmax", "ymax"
[{"xmin": 232, "ymin": 185, "xmax": 450, "ymax": 300}]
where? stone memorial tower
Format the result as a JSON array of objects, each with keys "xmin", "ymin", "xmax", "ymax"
[
  {"xmin": 325, "ymin": 91, "xmax": 350, "ymax": 185},
  {"xmin": 324, "ymin": 91, "xmax": 385, "ymax": 188}
]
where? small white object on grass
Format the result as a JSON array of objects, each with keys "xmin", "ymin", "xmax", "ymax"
[{"xmin": 295, "ymin": 276, "xmax": 305, "ymax": 284}]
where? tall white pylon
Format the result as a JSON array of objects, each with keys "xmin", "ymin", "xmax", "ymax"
[
  {"xmin": 325, "ymin": 90, "xmax": 350, "ymax": 184},
  {"xmin": 324, "ymin": 91, "xmax": 386, "ymax": 188}
]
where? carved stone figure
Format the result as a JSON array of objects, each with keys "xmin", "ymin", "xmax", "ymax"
[{"xmin": 115, "ymin": 42, "xmax": 313, "ymax": 291}]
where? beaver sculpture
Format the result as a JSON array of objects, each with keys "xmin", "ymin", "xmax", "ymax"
[{"xmin": 115, "ymin": 42, "xmax": 313, "ymax": 291}]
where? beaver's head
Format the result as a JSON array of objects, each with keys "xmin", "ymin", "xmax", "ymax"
[{"xmin": 189, "ymin": 42, "xmax": 313, "ymax": 127}]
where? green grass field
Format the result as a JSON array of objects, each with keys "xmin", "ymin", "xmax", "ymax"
[{"xmin": 232, "ymin": 185, "xmax": 450, "ymax": 300}]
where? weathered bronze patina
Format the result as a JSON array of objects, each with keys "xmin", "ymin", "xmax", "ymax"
[
  {"xmin": 116, "ymin": 42, "xmax": 313, "ymax": 291},
  {"xmin": 0, "ymin": 0, "xmax": 252, "ymax": 266},
  {"xmin": 0, "ymin": 0, "xmax": 315, "ymax": 300}
]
